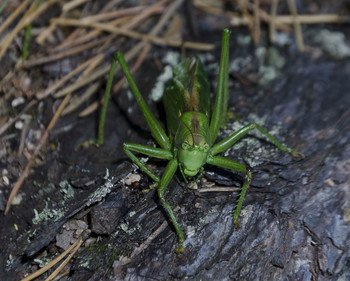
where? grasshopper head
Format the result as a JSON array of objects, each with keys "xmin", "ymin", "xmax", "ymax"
[{"xmin": 178, "ymin": 134, "xmax": 210, "ymax": 177}]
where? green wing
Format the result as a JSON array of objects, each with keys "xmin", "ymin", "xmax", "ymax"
[{"xmin": 163, "ymin": 57, "xmax": 210, "ymax": 137}]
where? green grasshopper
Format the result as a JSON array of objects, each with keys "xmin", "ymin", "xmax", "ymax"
[{"xmin": 102, "ymin": 29, "xmax": 302, "ymax": 253}]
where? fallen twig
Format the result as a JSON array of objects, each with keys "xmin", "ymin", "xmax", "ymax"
[{"xmin": 0, "ymin": 99, "xmax": 37, "ymax": 137}]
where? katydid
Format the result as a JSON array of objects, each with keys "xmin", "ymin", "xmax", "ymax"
[{"xmin": 102, "ymin": 28, "xmax": 302, "ymax": 253}]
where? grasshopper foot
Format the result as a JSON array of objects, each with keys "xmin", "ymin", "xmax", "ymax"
[
  {"xmin": 142, "ymin": 182, "xmax": 158, "ymax": 194},
  {"xmin": 74, "ymin": 139, "xmax": 100, "ymax": 151},
  {"xmin": 233, "ymin": 219, "xmax": 240, "ymax": 231},
  {"xmin": 291, "ymin": 150, "xmax": 305, "ymax": 159},
  {"xmin": 175, "ymin": 244, "xmax": 184, "ymax": 254}
]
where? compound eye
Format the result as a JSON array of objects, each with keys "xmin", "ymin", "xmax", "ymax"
[
  {"xmin": 203, "ymin": 144, "xmax": 209, "ymax": 152},
  {"xmin": 182, "ymin": 142, "xmax": 188, "ymax": 150}
]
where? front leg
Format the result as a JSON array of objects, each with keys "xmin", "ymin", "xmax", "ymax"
[
  {"xmin": 116, "ymin": 52, "xmax": 171, "ymax": 150},
  {"xmin": 211, "ymin": 122, "xmax": 304, "ymax": 158},
  {"xmin": 207, "ymin": 155, "xmax": 252, "ymax": 229},
  {"xmin": 123, "ymin": 142, "xmax": 173, "ymax": 182},
  {"xmin": 124, "ymin": 144, "xmax": 184, "ymax": 252},
  {"xmin": 157, "ymin": 159, "xmax": 185, "ymax": 253}
]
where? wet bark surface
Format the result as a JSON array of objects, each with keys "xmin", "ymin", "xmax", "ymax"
[{"xmin": 1, "ymin": 3, "xmax": 350, "ymax": 281}]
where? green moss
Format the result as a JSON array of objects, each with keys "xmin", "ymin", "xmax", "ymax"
[{"xmin": 77, "ymin": 243, "xmax": 121, "ymax": 272}]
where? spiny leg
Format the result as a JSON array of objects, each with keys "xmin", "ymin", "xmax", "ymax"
[
  {"xmin": 211, "ymin": 122, "xmax": 303, "ymax": 157},
  {"xmin": 208, "ymin": 121, "xmax": 302, "ymax": 228},
  {"xmin": 210, "ymin": 28, "xmax": 231, "ymax": 143},
  {"xmin": 207, "ymin": 155, "xmax": 252, "ymax": 229},
  {"xmin": 124, "ymin": 143, "xmax": 173, "ymax": 183},
  {"xmin": 253, "ymin": 123, "xmax": 304, "ymax": 158},
  {"xmin": 157, "ymin": 159, "xmax": 185, "ymax": 253},
  {"xmin": 116, "ymin": 52, "xmax": 171, "ymax": 150},
  {"xmin": 124, "ymin": 145, "xmax": 184, "ymax": 251},
  {"xmin": 117, "ymin": 53, "xmax": 185, "ymax": 251}
]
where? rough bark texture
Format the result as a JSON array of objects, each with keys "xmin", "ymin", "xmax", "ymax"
[{"xmin": 106, "ymin": 55, "xmax": 350, "ymax": 281}]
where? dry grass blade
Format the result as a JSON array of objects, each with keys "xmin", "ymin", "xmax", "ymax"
[
  {"xmin": 52, "ymin": 64, "xmax": 111, "ymax": 99},
  {"xmin": 19, "ymin": 35, "xmax": 113, "ymax": 68},
  {"xmin": 36, "ymin": 54, "xmax": 104, "ymax": 99},
  {"xmin": 0, "ymin": 0, "xmax": 60, "ymax": 59},
  {"xmin": 18, "ymin": 115, "xmax": 31, "ymax": 156},
  {"xmin": 0, "ymin": 100, "xmax": 37, "ymax": 136},
  {"xmin": 233, "ymin": 0, "xmax": 292, "ymax": 32},
  {"xmin": 62, "ymin": 81, "xmax": 101, "ymax": 116},
  {"xmin": 79, "ymin": 5, "xmax": 147, "ymax": 22},
  {"xmin": 4, "ymin": 0, "xmax": 186, "ymax": 214},
  {"xmin": 120, "ymin": 0, "xmax": 168, "ymax": 30},
  {"xmin": 79, "ymin": 0, "xmax": 185, "ymax": 117},
  {"xmin": 193, "ymin": 0, "xmax": 240, "ymax": 18},
  {"xmin": 252, "ymin": 0, "xmax": 261, "ymax": 43},
  {"xmin": 53, "ymin": 2, "xmax": 164, "ymax": 52},
  {"xmin": 198, "ymin": 187, "xmax": 241, "ymax": 192},
  {"xmin": 37, "ymin": 5, "xmax": 146, "ymax": 45},
  {"xmin": 21, "ymin": 238, "xmax": 83, "ymax": 281},
  {"xmin": 51, "ymin": 18, "xmax": 214, "ymax": 51},
  {"xmin": 287, "ymin": 0, "xmax": 304, "ymax": 51},
  {"xmin": 4, "ymin": 159, "xmax": 32, "ymax": 215},
  {"xmin": 274, "ymin": 14, "xmax": 350, "ymax": 24},
  {"xmin": 0, "ymin": 0, "xmax": 30, "ymax": 36},
  {"xmin": 5, "ymin": 93, "xmax": 71, "ymax": 215},
  {"xmin": 231, "ymin": 14, "xmax": 350, "ymax": 25},
  {"xmin": 60, "ymin": 53, "xmax": 105, "ymax": 115},
  {"xmin": 237, "ymin": 0, "xmax": 253, "ymax": 36},
  {"xmin": 78, "ymin": 43, "xmax": 152, "ymax": 117},
  {"xmin": 36, "ymin": 0, "xmax": 89, "ymax": 45},
  {"xmin": 62, "ymin": 0, "xmax": 89, "ymax": 12},
  {"xmin": 269, "ymin": 0, "xmax": 279, "ymax": 43},
  {"xmin": 45, "ymin": 239, "xmax": 83, "ymax": 281},
  {"xmin": 61, "ymin": 0, "xmax": 185, "ymax": 116}
]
